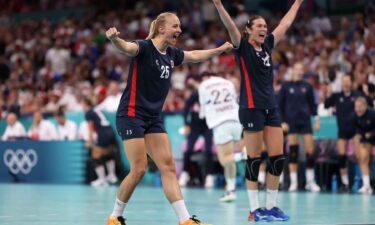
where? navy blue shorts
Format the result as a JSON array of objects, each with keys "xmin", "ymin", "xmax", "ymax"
[
  {"xmin": 97, "ymin": 127, "xmax": 117, "ymax": 147},
  {"xmin": 360, "ymin": 135, "xmax": 375, "ymax": 145},
  {"xmin": 239, "ymin": 108, "xmax": 281, "ymax": 132},
  {"xmin": 116, "ymin": 116, "xmax": 166, "ymax": 140},
  {"xmin": 338, "ymin": 129, "xmax": 355, "ymax": 140},
  {"xmin": 288, "ymin": 121, "xmax": 312, "ymax": 134}
]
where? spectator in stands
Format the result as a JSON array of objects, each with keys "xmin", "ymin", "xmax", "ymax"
[
  {"xmin": 2, "ymin": 112, "xmax": 26, "ymax": 140},
  {"xmin": 55, "ymin": 109, "xmax": 78, "ymax": 140},
  {"xmin": 28, "ymin": 110, "xmax": 58, "ymax": 141},
  {"xmin": 96, "ymin": 81, "xmax": 122, "ymax": 112}
]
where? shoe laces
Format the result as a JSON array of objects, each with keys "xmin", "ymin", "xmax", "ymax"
[{"xmin": 190, "ymin": 215, "xmax": 201, "ymax": 224}]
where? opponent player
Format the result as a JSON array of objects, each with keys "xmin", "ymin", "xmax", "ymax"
[
  {"xmin": 213, "ymin": 0, "xmax": 304, "ymax": 221},
  {"xmin": 198, "ymin": 72, "xmax": 243, "ymax": 202},
  {"xmin": 106, "ymin": 12, "xmax": 233, "ymax": 225}
]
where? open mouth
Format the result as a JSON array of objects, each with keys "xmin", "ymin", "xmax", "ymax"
[
  {"xmin": 259, "ymin": 33, "xmax": 266, "ymax": 38},
  {"xmin": 172, "ymin": 33, "xmax": 180, "ymax": 40}
]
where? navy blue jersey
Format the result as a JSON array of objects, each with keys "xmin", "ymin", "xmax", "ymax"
[
  {"xmin": 324, "ymin": 91, "xmax": 362, "ymax": 133},
  {"xmin": 117, "ymin": 39, "xmax": 184, "ymax": 118},
  {"xmin": 279, "ymin": 80, "xmax": 317, "ymax": 124},
  {"xmin": 85, "ymin": 108, "xmax": 114, "ymax": 137},
  {"xmin": 234, "ymin": 34, "xmax": 276, "ymax": 109},
  {"xmin": 355, "ymin": 109, "xmax": 375, "ymax": 141}
]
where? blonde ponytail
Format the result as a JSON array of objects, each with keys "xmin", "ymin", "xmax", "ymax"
[
  {"xmin": 146, "ymin": 20, "xmax": 157, "ymax": 40},
  {"xmin": 146, "ymin": 12, "xmax": 177, "ymax": 40}
]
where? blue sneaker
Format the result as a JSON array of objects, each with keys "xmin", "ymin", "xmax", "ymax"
[
  {"xmin": 266, "ymin": 207, "xmax": 290, "ymax": 221},
  {"xmin": 248, "ymin": 208, "xmax": 272, "ymax": 222}
]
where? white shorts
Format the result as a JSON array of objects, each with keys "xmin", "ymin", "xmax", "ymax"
[{"xmin": 213, "ymin": 121, "xmax": 243, "ymax": 145}]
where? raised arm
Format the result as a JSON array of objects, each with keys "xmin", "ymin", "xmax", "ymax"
[
  {"xmin": 272, "ymin": 0, "xmax": 303, "ymax": 45},
  {"xmin": 106, "ymin": 27, "xmax": 139, "ymax": 57},
  {"xmin": 182, "ymin": 42, "xmax": 233, "ymax": 64},
  {"xmin": 212, "ymin": 0, "xmax": 241, "ymax": 47}
]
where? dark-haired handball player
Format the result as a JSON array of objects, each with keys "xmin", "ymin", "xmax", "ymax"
[
  {"xmin": 279, "ymin": 62, "xmax": 321, "ymax": 193},
  {"xmin": 213, "ymin": 0, "xmax": 304, "ymax": 222},
  {"xmin": 81, "ymin": 98, "xmax": 118, "ymax": 187},
  {"xmin": 105, "ymin": 12, "xmax": 233, "ymax": 225}
]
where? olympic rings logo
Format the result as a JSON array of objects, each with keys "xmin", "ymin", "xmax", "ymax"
[{"xmin": 3, "ymin": 149, "xmax": 38, "ymax": 174}]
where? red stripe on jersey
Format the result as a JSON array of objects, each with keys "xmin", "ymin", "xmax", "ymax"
[
  {"xmin": 240, "ymin": 57, "xmax": 254, "ymax": 108},
  {"xmin": 127, "ymin": 60, "xmax": 138, "ymax": 117}
]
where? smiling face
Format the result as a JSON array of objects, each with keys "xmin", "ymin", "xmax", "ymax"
[
  {"xmin": 247, "ymin": 17, "xmax": 268, "ymax": 45},
  {"xmin": 159, "ymin": 14, "xmax": 181, "ymax": 46}
]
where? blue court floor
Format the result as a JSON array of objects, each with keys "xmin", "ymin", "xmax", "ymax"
[{"xmin": 0, "ymin": 184, "xmax": 374, "ymax": 225}]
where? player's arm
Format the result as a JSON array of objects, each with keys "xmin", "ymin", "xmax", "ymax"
[
  {"xmin": 212, "ymin": 0, "xmax": 241, "ymax": 47},
  {"xmin": 182, "ymin": 42, "xmax": 233, "ymax": 64},
  {"xmin": 86, "ymin": 120, "xmax": 95, "ymax": 148},
  {"xmin": 198, "ymin": 86, "xmax": 206, "ymax": 119},
  {"xmin": 106, "ymin": 27, "xmax": 139, "ymax": 56},
  {"xmin": 272, "ymin": 0, "xmax": 303, "ymax": 45}
]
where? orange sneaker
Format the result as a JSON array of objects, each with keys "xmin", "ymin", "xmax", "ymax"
[
  {"xmin": 179, "ymin": 215, "xmax": 212, "ymax": 225},
  {"xmin": 106, "ymin": 216, "xmax": 126, "ymax": 225}
]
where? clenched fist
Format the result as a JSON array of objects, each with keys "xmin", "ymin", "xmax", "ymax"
[
  {"xmin": 220, "ymin": 42, "xmax": 234, "ymax": 53},
  {"xmin": 106, "ymin": 27, "xmax": 120, "ymax": 41}
]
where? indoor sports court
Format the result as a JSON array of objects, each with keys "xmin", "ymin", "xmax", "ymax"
[{"xmin": 0, "ymin": 184, "xmax": 374, "ymax": 225}]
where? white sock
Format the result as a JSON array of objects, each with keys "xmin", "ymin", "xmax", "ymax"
[
  {"xmin": 266, "ymin": 189, "xmax": 278, "ymax": 210},
  {"xmin": 258, "ymin": 170, "xmax": 266, "ymax": 184},
  {"xmin": 106, "ymin": 159, "xmax": 116, "ymax": 176},
  {"xmin": 341, "ymin": 174, "xmax": 349, "ymax": 186},
  {"xmin": 247, "ymin": 189, "xmax": 260, "ymax": 212},
  {"xmin": 111, "ymin": 198, "xmax": 127, "ymax": 217},
  {"xmin": 279, "ymin": 172, "xmax": 284, "ymax": 183},
  {"xmin": 234, "ymin": 152, "xmax": 244, "ymax": 161},
  {"xmin": 290, "ymin": 172, "xmax": 297, "ymax": 186},
  {"xmin": 171, "ymin": 200, "xmax": 190, "ymax": 223},
  {"xmin": 95, "ymin": 165, "xmax": 106, "ymax": 180},
  {"xmin": 306, "ymin": 169, "xmax": 315, "ymax": 184},
  {"xmin": 363, "ymin": 175, "xmax": 370, "ymax": 187},
  {"xmin": 226, "ymin": 178, "xmax": 236, "ymax": 192}
]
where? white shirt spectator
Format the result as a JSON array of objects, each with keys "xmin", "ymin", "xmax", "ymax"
[
  {"xmin": 57, "ymin": 119, "xmax": 78, "ymax": 140},
  {"xmin": 28, "ymin": 120, "xmax": 58, "ymax": 141},
  {"xmin": 96, "ymin": 93, "xmax": 121, "ymax": 112},
  {"xmin": 2, "ymin": 121, "xmax": 26, "ymax": 140},
  {"xmin": 45, "ymin": 45, "xmax": 71, "ymax": 76},
  {"xmin": 78, "ymin": 120, "xmax": 90, "ymax": 141}
]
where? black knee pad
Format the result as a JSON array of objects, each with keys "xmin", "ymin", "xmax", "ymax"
[
  {"xmin": 288, "ymin": 145, "xmax": 299, "ymax": 163},
  {"xmin": 261, "ymin": 151, "xmax": 268, "ymax": 161},
  {"xmin": 267, "ymin": 154, "xmax": 286, "ymax": 176},
  {"xmin": 245, "ymin": 157, "xmax": 262, "ymax": 182},
  {"xmin": 338, "ymin": 155, "xmax": 347, "ymax": 169},
  {"xmin": 102, "ymin": 153, "xmax": 115, "ymax": 162},
  {"xmin": 92, "ymin": 158, "xmax": 105, "ymax": 167},
  {"xmin": 306, "ymin": 154, "xmax": 315, "ymax": 168}
]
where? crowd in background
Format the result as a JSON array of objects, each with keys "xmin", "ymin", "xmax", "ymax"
[{"xmin": 0, "ymin": 0, "xmax": 374, "ymax": 128}]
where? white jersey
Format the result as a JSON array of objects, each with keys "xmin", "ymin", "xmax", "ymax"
[{"xmin": 198, "ymin": 76, "xmax": 240, "ymax": 128}]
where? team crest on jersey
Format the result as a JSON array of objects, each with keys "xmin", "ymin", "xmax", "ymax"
[
  {"xmin": 301, "ymin": 87, "xmax": 306, "ymax": 93},
  {"xmin": 289, "ymin": 88, "xmax": 294, "ymax": 94},
  {"xmin": 170, "ymin": 60, "xmax": 174, "ymax": 68},
  {"xmin": 340, "ymin": 97, "xmax": 344, "ymax": 103},
  {"xmin": 256, "ymin": 52, "xmax": 271, "ymax": 67},
  {"xmin": 155, "ymin": 59, "xmax": 159, "ymax": 66}
]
